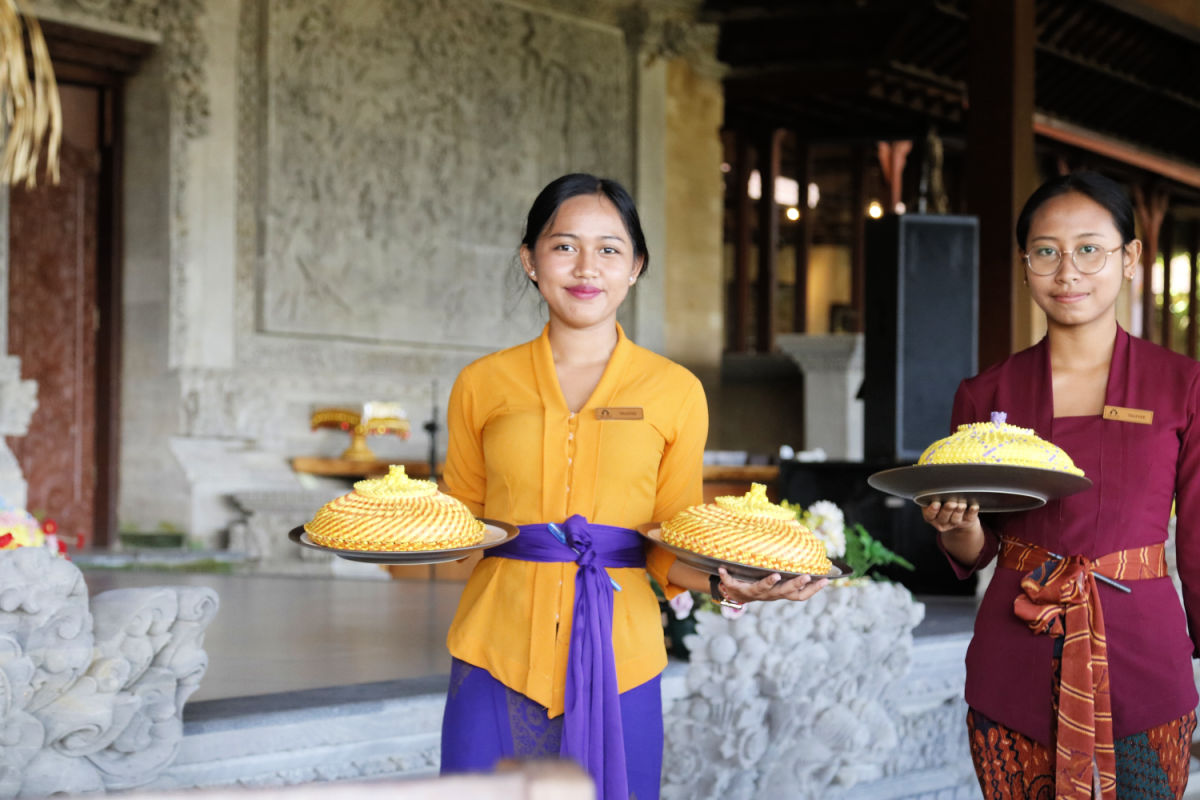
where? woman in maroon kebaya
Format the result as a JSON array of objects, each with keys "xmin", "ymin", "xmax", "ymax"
[{"xmin": 925, "ymin": 172, "xmax": 1200, "ymax": 799}]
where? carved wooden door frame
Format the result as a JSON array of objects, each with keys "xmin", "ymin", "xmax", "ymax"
[{"xmin": 37, "ymin": 23, "xmax": 153, "ymax": 546}]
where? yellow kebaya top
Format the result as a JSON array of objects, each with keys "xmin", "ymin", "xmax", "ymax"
[{"xmin": 443, "ymin": 323, "xmax": 707, "ymax": 717}]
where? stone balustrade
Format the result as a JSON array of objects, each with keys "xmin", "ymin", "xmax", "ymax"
[
  {"xmin": 661, "ymin": 580, "xmax": 976, "ymax": 799},
  {"xmin": 0, "ymin": 548, "xmax": 218, "ymax": 797}
]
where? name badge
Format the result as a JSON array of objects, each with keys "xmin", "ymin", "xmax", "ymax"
[
  {"xmin": 595, "ymin": 407, "xmax": 643, "ymax": 421},
  {"xmin": 1103, "ymin": 405, "xmax": 1154, "ymax": 425}
]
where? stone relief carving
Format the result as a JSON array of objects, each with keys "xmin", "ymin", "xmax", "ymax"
[
  {"xmin": 175, "ymin": 361, "xmax": 464, "ymax": 446},
  {"xmin": 661, "ymin": 581, "xmax": 929, "ymax": 799},
  {"xmin": 616, "ymin": 0, "xmax": 722, "ymax": 77},
  {"xmin": 0, "ymin": 547, "xmax": 217, "ymax": 796},
  {"xmin": 52, "ymin": 0, "xmax": 210, "ymax": 138},
  {"xmin": 255, "ymin": 0, "xmax": 630, "ymax": 348}
]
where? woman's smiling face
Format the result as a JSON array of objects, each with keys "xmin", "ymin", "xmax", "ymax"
[
  {"xmin": 520, "ymin": 193, "xmax": 644, "ymax": 334},
  {"xmin": 1022, "ymin": 190, "xmax": 1139, "ymax": 332}
]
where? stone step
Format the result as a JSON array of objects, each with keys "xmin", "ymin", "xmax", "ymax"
[{"xmin": 151, "ymin": 626, "xmax": 1200, "ymax": 797}]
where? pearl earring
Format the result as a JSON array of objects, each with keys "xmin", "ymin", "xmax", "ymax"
[
  {"xmin": 628, "ymin": 276, "xmax": 636, "ymax": 285},
  {"xmin": 529, "ymin": 270, "xmax": 536, "ymax": 280}
]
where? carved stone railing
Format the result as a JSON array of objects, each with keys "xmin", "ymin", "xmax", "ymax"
[
  {"xmin": 0, "ymin": 547, "xmax": 218, "ymax": 797},
  {"xmin": 661, "ymin": 580, "xmax": 974, "ymax": 799}
]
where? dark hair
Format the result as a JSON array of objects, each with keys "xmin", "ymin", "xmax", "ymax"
[
  {"xmin": 521, "ymin": 173, "xmax": 649, "ymax": 282},
  {"xmin": 1015, "ymin": 171, "xmax": 1136, "ymax": 249}
]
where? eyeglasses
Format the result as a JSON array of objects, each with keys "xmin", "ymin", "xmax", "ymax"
[{"xmin": 1022, "ymin": 244, "xmax": 1126, "ymax": 276}]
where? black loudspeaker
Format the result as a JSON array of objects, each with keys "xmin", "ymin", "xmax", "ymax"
[{"xmin": 864, "ymin": 214, "xmax": 979, "ymax": 462}]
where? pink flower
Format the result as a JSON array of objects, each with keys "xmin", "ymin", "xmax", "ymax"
[
  {"xmin": 720, "ymin": 602, "xmax": 747, "ymax": 620},
  {"xmin": 668, "ymin": 591, "xmax": 695, "ymax": 620}
]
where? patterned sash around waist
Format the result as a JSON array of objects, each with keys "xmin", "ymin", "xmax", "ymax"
[{"xmin": 998, "ymin": 537, "xmax": 1167, "ymax": 800}]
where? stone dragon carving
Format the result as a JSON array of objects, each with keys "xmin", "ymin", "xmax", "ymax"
[{"xmin": 0, "ymin": 548, "xmax": 217, "ymax": 796}]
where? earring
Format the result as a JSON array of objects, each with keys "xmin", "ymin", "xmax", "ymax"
[
  {"xmin": 529, "ymin": 270, "xmax": 536, "ymax": 281},
  {"xmin": 628, "ymin": 275, "xmax": 636, "ymax": 285}
]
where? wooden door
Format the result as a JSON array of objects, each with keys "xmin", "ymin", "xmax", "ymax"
[{"xmin": 7, "ymin": 85, "xmax": 103, "ymax": 547}]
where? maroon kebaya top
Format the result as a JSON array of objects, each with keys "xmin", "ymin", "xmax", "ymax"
[{"xmin": 939, "ymin": 326, "xmax": 1200, "ymax": 745}]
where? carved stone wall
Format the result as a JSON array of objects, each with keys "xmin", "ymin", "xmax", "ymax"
[
  {"xmin": 254, "ymin": 0, "xmax": 630, "ymax": 348},
  {"xmin": 114, "ymin": 0, "xmax": 640, "ymax": 542},
  {"xmin": 18, "ymin": 0, "xmax": 709, "ymax": 544},
  {"xmin": 160, "ymin": 0, "xmax": 639, "ymax": 543}
]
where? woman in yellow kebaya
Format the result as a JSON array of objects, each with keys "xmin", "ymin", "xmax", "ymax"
[{"xmin": 438, "ymin": 173, "xmax": 827, "ymax": 799}]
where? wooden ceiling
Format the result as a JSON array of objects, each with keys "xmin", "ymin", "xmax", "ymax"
[{"xmin": 704, "ymin": 0, "xmax": 1200, "ymax": 177}]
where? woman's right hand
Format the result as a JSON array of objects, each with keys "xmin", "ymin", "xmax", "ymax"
[
  {"xmin": 922, "ymin": 499, "xmax": 980, "ymax": 534},
  {"xmin": 923, "ymin": 499, "xmax": 986, "ymax": 567}
]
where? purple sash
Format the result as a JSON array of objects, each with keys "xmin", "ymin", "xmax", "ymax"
[{"xmin": 486, "ymin": 515, "xmax": 645, "ymax": 800}]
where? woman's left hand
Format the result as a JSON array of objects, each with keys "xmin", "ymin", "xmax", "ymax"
[{"xmin": 716, "ymin": 567, "xmax": 829, "ymax": 605}]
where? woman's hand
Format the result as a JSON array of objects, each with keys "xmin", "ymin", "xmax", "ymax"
[
  {"xmin": 922, "ymin": 499, "xmax": 985, "ymax": 566},
  {"xmin": 922, "ymin": 498, "xmax": 980, "ymax": 534},
  {"xmin": 716, "ymin": 567, "xmax": 828, "ymax": 605}
]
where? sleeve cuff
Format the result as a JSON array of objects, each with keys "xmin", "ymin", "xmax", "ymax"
[
  {"xmin": 646, "ymin": 544, "xmax": 686, "ymax": 600},
  {"xmin": 936, "ymin": 524, "xmax": 999, "ymax": 579}
]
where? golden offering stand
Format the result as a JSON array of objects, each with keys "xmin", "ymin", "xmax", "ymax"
[{"xmin": 310, "ymin": 402, "xmax": 412, "ymax": 461}]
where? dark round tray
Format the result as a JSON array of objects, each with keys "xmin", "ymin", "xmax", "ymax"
[
  {"xmin": 287, "ymin": 519, "xmax": 517, "ymax": 564},
  {"xmin": 867, "ymin": 464, "xmax": 1092, "ymax": 512}
]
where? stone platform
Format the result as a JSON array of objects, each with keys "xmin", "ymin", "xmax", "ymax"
[
  {"xmin": 111, "ymin": 573, "xmax": 980, "ymax": 797},
  {"xmin": 72, "ymin": 569, "xmax": 1200, "ymax": 799}
]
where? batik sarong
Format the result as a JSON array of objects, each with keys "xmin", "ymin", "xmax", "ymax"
[{"xmin": 968, "ymin": 636, "xmax": 1196, "ymax": 799}]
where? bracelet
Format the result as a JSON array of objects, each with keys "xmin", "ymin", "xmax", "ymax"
[{"xmin": 709, "ymin": 573, "xmax": 744, "ymax": 609}]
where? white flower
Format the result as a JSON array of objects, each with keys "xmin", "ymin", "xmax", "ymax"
[
  {"xmin": 805, "ymin": 499, "xmax": 847, "ymax": 558},
  {"xmin": 668, "ymin": 590, "xmax": 695, "ymax": 620}
]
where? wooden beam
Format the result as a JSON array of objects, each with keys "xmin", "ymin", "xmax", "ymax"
[
  {"xmin": 1133, "ymin": 184, "xmax": 1168, "ymax": 341},
  {"xmin": 1189, "ymin": 220, "xmax": 1199, "ymax": 360},
  {"xmin": 966, "ymin": 0, "xmax": 1036, "ymax": 366},
  {"xmin": 793, "ymin": 140, "xmax": 812, "ymax": 333},
  {"xmin": 850, "ymin": 144, "xmax": 867, "ymax": 333},
  {"xmin": 731, "ymin": 133, "xmax": 754, "ymax": 353},
  {"xmin": 1034, "ymin": 114, "xmax": 1200, "ymax": 191},
  {"xmin": 1161, "ymin": 213, "xmax": 1174, "ymax": 350},
  {"xmin": 756, "ymin": 128, "xmax": 784, "ymax": 352}
]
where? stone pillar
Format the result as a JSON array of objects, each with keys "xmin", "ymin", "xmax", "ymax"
[
  {"xmin": 776, "ymin": 333, "xmax": 864, "ymax": 461},
  {"xmin": 621, "ymin": 5, "xmax": 722, "ymax": 358}
]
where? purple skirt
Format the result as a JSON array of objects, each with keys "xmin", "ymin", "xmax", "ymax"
[{"xmin": 440, "ymin": 658, "xmax": 663, "ymax": 799}]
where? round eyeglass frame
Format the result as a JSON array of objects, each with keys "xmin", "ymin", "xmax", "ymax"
[{"xmin": 1022, "ymin": 244, "xmax": 1126, "ymax": 276}]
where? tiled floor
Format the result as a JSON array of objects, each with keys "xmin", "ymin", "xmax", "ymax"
[
  {"xmin": 82, "ymin": 569, "xmax": 467, "ymax": 702},
  {"xmin": 81, "ymin": 568, "xmax": 977, "ymax": 704}
]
